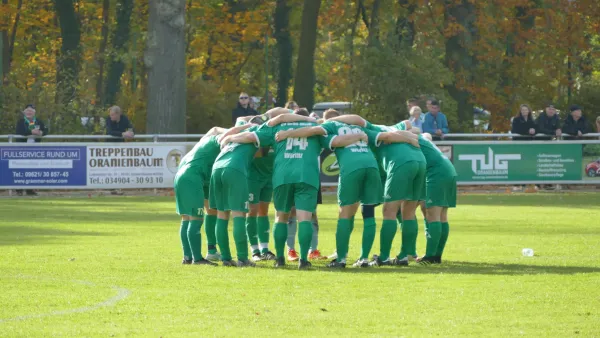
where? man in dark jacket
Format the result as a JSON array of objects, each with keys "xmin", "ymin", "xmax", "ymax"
[
  {"xmin": 14, "ymin": 104, "xmax": 48, "ymax": 196},
  {"xmin": 535, "ymin": 103, "xmax": 562, "ymax": 139},
  {"xmin": 563, "ymin": 105, "xmax": 590, "ymax": 138},
  {"xmin": 15, "ymin": 104, "xmax": 48, "ymax": 143},
  {"xmin": 105, "ymin": 106, "xmax": 134, "ymax": 142},
  {"xmin": 231, "ymin": 92, "xmax": 258, "ymax": 124}
]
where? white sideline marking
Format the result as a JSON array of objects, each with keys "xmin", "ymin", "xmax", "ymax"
[{"xmin": 0, "ymin": 276, "xmax": 131, "ymax": 323}]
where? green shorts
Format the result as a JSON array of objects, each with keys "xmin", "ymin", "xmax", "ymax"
[
  {"xmin": 384, "ymin": 161, "xmax": 426, "ymax": 202},
  {"xmin": 248, "ymin": 177, "xmax": 273, "ymax": 204},
  {"xmin": 174, "ymin": 172, "xmax": 208, "ymax": 216},
  {"xmin": 209, "ymin": 168, "xmax": 249, "ymax": 212},
  {"xmin": 273, "ymin": 183, "xmax": 317, "ymax": 213},
  {"xmin": 426, "ymin": 175, "xmax": 457, "ymax": 208},
  {"xmin": 338, "ymin": 167, "xmax": 383, "ymax": 207}
]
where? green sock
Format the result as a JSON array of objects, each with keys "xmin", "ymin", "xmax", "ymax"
[
  {"xmin": 335, "ymin": 218, "xmax": 352, "ymax": 263},
  {"xmin": 360, "ymin": 217, "xmax": 376, "ymax": 259},
  {"xmin": 399, "ymin": 219, "xmax": 418, "ymax": 259},
  {"xmin": 349, "ymin": 216, "xmax": 355, "ymax": 234},
  {"xmin": 257, "ymin": 216, "xmax": 270, "ymax": 253},
  {"xmin": 379, "ymin": 219, "xmax": 397, "ymax": 261},
  {"xmin": 273, "ymin": 222, "xmax": 287, "ymax": 258},
  {"xmin": 298, "ymin": 221, "xmax": 313, "ymax": 261},
  {"xmin": 180, "ymin": 220, "xmax": 192, "ymax": 260},
  {"xmin": 246, "ymin": 216, "xmax": 259, "ymax": 254},
  {"xmin": 425, "ymin": 221, "xmax": 442, "ymax": 257},
  {"xmin": 216, "ymin": 218, "xmax": 231, "ymax": 261},
  {"xmin": 411, "ymin": 218, "xmax": 419, "ymax": 256},
  {"xmin": 187, "ymin": 219, "xmax": 203, "ymax": 261},
  {"xmin": 205, "ymin": 215, "xmax": 218, "ymax": 254},
  {"xmin": 436, "ymin": 222, "xmax": 450, "ymax": 257},
  {"xmin": 233, "ymin": 216, "xmax": 248, "ymax": 261}
]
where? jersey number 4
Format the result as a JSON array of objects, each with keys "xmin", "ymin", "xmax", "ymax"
[{"xmin": 286, "ymin": 137, "xmax": 308, "ymax": 151}]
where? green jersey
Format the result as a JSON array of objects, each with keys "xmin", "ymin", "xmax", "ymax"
[
  {"xmin": 178, "ymin": 135, "xmax": 221, "ymax": 179},
  {"xmin": 319, "ymin": 121, "xmax": 380, "ymax": 176},
  {"xmin": 253, "ymin": 122, "xmax": 325, "ymax": 189},
  {"xmin": 365, "ymin": 121, "xmax": 426, "ymax": 172},
  {"xmin": 417, "ymin": 136, "xmax": 457, "ymax": 177},
  {"xmin": 235, "ymin": 118, "xmax": 275, "ymax": 180},
  {"xmin": 212, "ymin": 126, "xmax": 259, "ymax": 176}
]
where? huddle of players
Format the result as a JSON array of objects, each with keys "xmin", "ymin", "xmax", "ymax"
[{"xmin": 173, "ymin": 106, "xmax": 457, "ymax": 269}]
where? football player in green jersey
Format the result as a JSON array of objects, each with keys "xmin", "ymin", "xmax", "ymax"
[
  {"xmin": 174, "ymin": 125, "xmax": 251, "ymax": 265},
  {"xmin": 275, "ymin": 109, "xmax": 419, "ymax": 268},
  {"xmin": 234, "ymin": 116, "xmax": 278, "ymax": 261},
  {"xmin": 409, "ymin": 132, "xmax": 456, "ymax": 264},
  {"xmin": 327, "ymin": 114, "xmax": 427, "ymax": 267}
]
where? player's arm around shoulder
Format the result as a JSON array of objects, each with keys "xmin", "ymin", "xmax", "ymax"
[
  {"xmin": 378, "ymin": 130, "xmax": 420, "ymax": 147},
  {"xmin": 327, "ymin": 114, "xmax": 367, "ymax": 128},
  {"xmin": 331, "ymin": 131, "xmax": 368, "ymax": 148},
  {"xmin": 275, "ymin": 126, "xmax": 326, "ymax": 142},
  {"xmin": 267, "ymin": 113, "xmax": 317, "ymax": 127}
]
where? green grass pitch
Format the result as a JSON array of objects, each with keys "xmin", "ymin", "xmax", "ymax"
[{"xmin": 1, "ymin": 193, "xmax": 599, "ymax": 337}]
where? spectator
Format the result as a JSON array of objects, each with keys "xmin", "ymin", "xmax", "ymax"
[
  {"xmin": 535, "ymin": 103, "xmax": 562, "ymax": 139},
  {"xmin": 425, "ymin": 98, "xmax": 433, "ymax": 113},
  {"xmin": 15, "ymin": 104, "xmax": 48, "ymax": 144},
  {"xmin": 422, "ymin": 99, "xmax": 449, "ymax": 138},
  {"xmin": 511, "ymin": 104, "xmax": 537, "ymax": 139},
  {"xmin": 231, "ymin": 92, "xmax": 258, "ymax": 124},
  {"xmin": 14, "ymin": 104, "xmax": 48, "ymax": 196},
  {"xmin": 408, "ymin": 106, "xmax": 424, "ymax": 131},
  {"xmin": 595, "ymin": 116, "xmax": 600, "ymax": 133},
  {"xmin": 562, "ymin": 105, "xmax": 590, "ymax": 138},
  {"xmin": 105, "ymin": 106, "xmax": 134, "ymax": 142}
]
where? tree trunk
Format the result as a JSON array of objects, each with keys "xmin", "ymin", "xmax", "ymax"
[
  {"xmin": 293, "ymin": 0, "xmax": 321, "ymax": 110},
  {"xmin": 444, "ymin": 0, "xmax": 476, "ymax": 130},
  {"xmin": 54, "ymin": 0, "xmax": 82, "ymax": 106},
  {"xmin": 3, "ymin": 0, "xmax": 23, "ymax": 79},
  {"xmin": 367, "ymin": 0, "xmax": 381, "ymax": 47},
  {"xmin": 274, "ymin": 0, "xmax": 292, "ymax": 107},
  {"xmin": 104, "ymin": 0, "xmax": 134, "ymax": 106},
  {"xmin": 95, "ymin": 0, "xmax": 110, "ymax": 104},
  {"xmin": 145, "ymin": 0, "xmax": 186, "ymax": 134},
  {"xmin": 396, "ymin": 0, "xmax": 416, "ymax": 49}
]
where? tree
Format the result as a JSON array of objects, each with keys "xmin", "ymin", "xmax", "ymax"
[
  {"xmin": 274, "ymin": 0, "xmax": 292, "ymax": 107},
  {"xmin": 104, "ymin": 0, "xmax": 134, "ymax": 106},
  {"xmin": 444, "ymin": 0, "xmax": 477, "ymax": 130},
  {"xmin": 95, "ymin": 0, "xmax": 110, "ymax": 104},
  {"xmin": 145, "ymin": 0, "xmax": 186, "ymax": 134},
  {"xmin": 54, "ymin": 0, "xmax": 81, "ymax": 106},
  {"xmin": 293, "ymin": 0, "xmax": 321, "ymax": 110}
]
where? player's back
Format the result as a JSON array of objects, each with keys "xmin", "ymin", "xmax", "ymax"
[
  {"xmin": 368, "ymin": 123, "xmax": 425, "ymax": 171},
  {"xmin": 320, "ymin": 121, "xmax": 378, "ymax": 176},
  {"xmin": 418, "ymin": 136, "xmax": 456, "ymax": 177},
  {"xmin": 178, "ymin": 135, "xmax": 221, "ymax": 177},
  {"xmin": 271, "ymin": 122, "xmax": 324, "ymax": 189}
]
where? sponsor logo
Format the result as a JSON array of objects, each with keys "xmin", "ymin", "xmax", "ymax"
[
  {"xmin": 458, "ymin": 147, "xmax": 520, "ymax": 176},
  {"xmin": 321, "ymin": 153, "xmax": 339, "ymax": 176}
]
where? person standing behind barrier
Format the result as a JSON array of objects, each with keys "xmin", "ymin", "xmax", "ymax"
[
  {"xmin": 105, "ymin": 106, "xmax": 134, "ymax": 142},
  {"xmin": 231, "ymin": 92, "xmax": 258, "ymax": 124},
  {"xmin": 511, "ymin": 104, "xmax": 537, "ymax": 140},
  {"xmin": 422, "ymin": 100, "xmax": 449, "ymax": 139},
  {"xmin": 535, "ymin": 103, "xmax": 562, "ymax": 139},
  {"xmin": 596, "ymin": 116, "xmax": 600, "ymax": 136},
  {"xmin": 15, "ymin": 104, "xmax": 48, "ymax": 196},
  {"xmin": 409, "ymin": 106, "xmax": 424, "ymax": 131},
  {"xmin": 562, "ymin": 105, "xmax": 590, "ymax": 139}
]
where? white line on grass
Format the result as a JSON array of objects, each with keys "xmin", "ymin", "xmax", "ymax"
[{"xmin": 0, "ymin": 275, "xmax": 131, "ymax": 323}]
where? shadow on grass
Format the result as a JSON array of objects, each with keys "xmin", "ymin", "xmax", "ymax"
[
  {"xmin": 0, "ymin": 226, "xmax": 116, "ymax": 246},
  {"xmin": 251, "ymin": 260, "xmax": 600, "ymax": 276}
]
